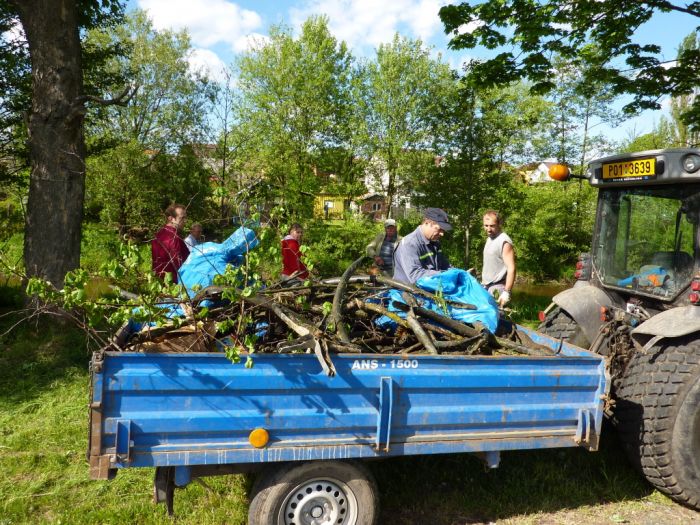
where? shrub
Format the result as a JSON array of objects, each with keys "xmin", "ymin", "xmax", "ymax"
[{"xmin": 303, "ymin": 217, "xmax": 378, "ymax": 277}]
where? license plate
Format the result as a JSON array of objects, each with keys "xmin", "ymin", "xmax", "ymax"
[{"xmin": 602, "ymin": 158, "xmax": 656, "ymax": 181}]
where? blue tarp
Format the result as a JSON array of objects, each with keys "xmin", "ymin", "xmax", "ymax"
[
  {"xmin": 179, "ymin": 226, "xmax": 260, "ymax": 300},
  {"xmin": 617, "ymin": 264, "xmax": 669, "ymax": 288},
  {"xmin": 129, "ymin": 227, "xmax": 259, "ymax": 332},
  {"xmin": 375, "ymin": 268, "xmax": 500, "ymax": 334}
]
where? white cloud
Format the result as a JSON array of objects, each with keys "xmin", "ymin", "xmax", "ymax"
[
  {"xmin": 137, "ymin": 0, "xmax": 262, "ymax": 51},
  {"xmin": 233, "ymin": 32, "xmax": 270, "ymax": 53},
  {"xmin": 188, "ymin": 48, "xmax": 228, "ymax": 82},
  {"xmin": 456, "ymin": 20, "xmax": 484, "ymax": 35},
  {"xmin": 445, "ymin": 53, "xmax": 474, "ymax": 73},
  {"xmin": 289, "ymin": 0, "xmax": 449, "ymax": 52}
]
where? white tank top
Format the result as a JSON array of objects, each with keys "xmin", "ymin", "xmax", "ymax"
[{"xmin": 482, "ymin": 232, "xmax": 513, "ymax": 286}]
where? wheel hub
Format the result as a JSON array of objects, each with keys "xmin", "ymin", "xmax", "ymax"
[{"xmin": 282, "ymin": 478, "xmax": 355, "ymax": 525}]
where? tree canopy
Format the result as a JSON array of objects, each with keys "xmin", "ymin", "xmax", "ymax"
[{"xmin": 439, "ymin": 1, "xmax": 700, "ymax": 129}]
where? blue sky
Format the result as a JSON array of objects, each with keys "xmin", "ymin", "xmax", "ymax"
[{"xmin": 132, "ymin": 0, "xmax": 699, "ymax": 144}]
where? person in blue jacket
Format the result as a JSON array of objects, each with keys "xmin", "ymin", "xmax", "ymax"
[{"xmin": 393, "ymin": 208, "xmax": 452, "ymax": 284}]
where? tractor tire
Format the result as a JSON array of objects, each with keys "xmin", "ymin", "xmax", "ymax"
[
  {"xmin": 614, "ymin": 336, "xmax": 700, "ymax": 510},
  {"xmin": 248, "ymin": 460, "xmax": 379, "ymax": 525},
  {"xmin": 538, "ymin": 306, "xmax": 590, "ymax": 349}
]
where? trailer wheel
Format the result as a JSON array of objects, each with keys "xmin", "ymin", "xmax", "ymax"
[
  {"xmin": 538, "ymin": 307, "xmax": 589, "ymax": 348},
  {"xmin": 248, "ymin": 460, "xmax": 378, "ymax": 525},
  {"xmin": 614, "ymin": 336, "xmax": 700, "ymax": 510}
]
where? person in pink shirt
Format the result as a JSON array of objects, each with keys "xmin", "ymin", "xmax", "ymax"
[
  {"xmin": 281, "ymin": 223, "xmax": 309, "ymax": 282},
  {"xmin": 151, "ymin": 204, "xmax": 189, "ymax": 283}
]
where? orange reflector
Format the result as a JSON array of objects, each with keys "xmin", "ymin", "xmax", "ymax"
[
  {"xmin": 690, "ymin": 292, "xmax": 700, "ymax": 304},
  {"xmin": 548, "ymin": 163, "xmax": 571, "ymax": 181},
  {"xmin": 599, "ymin": 306, "xmax": 608, "ymax": 322},
  {"xmin": 249, "ymin": 428, "xmax": 269, "ymax": 448},
  {"xmin": 692, "ymin": 280, "xmax": 700, "ymax": 292},
  {"xmin": 538, "ymin": 311, "xmax": 546, "ymax": 323}
]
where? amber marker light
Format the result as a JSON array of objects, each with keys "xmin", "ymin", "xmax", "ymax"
[
  {"xmin": 548, "ymin": 163, "xmax": 571, "ymax": 182},
  {"xmin": 249, "ymin": 428, "xmax": 270, "ymax": 448}
]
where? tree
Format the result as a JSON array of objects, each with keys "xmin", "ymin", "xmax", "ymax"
[
  {"xmin": 357, "ymin": 34, "xmax": 455, "ymax": 211},
  {"xmin": 84, "ymin": 11, "xmax": 213, "ymax": 235},
  {"xmin": 235, "ymin": 16, "xmax": 357, "ymax": 217},
  {"xmin": 416, "ymin": 81, "xmax": 549, "ymax": 267},
  {"xmin": 544, "ymin": 57, "xmax": 619, "ymax": 171},
  {"xmin": 7, "ymin": 0, "xmax": 124, "ymax": 287},
  {"xmin": 439, "ymin": 1, "xmax": 700, "ymax": 130},
  {"xmin": 671, "ymin": 32, "xmax": 700, "ymax": 147},
  {"xmin": 619, "ymin": 117, "xmax": 677, "ymax": 152}
]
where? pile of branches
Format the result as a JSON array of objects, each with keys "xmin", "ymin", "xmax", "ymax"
[{"xmin": 115, "ymin": 257, "xmax": 557, "ymax": 373}]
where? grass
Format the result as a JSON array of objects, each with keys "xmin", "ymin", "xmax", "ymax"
[{"xmin": 0, "ymin": 289, "xmax": 688, "ymax": 524}]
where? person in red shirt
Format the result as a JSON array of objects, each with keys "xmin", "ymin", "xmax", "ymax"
[
  {"xmin": 281, "ymin": 223, "xmax": 309, "ymax": 282},
  {"xmin": 151, "ymin": 204, "xmax": 189, "ymax": 283}
]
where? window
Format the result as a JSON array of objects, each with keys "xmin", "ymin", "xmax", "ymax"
[{"xmin": 594, "ymin": 186, "xmax": 699, "ymax": 299}]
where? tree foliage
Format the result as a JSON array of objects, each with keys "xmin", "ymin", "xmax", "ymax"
[
  {"xmin": 235, "ymin": 16, "xmax": 357, "ymax": 216},
  {"xmin": 439, "ymin": 1, "xmax": 700, "ymax": 129},
  {"xmin": 671, "ymin": 32, "xmax": 700, "ymax": 146},
  {"xmin": 544, "ymin": 57, "xmax": 619, "ymax": 169},
  {"xmin": 356, "ymin": 34, "xmax": 456, "ymax": 210},
  {"xmin": 414, "ymin": 81, "xmax": 550, "ymax": 268},
  {"xmin": 509, "ymin": 181, "xmax": 597, "ymax": 280},
  {"xmin": 84, "ymin": 11, "xmax": 213, "ymax": 235}
]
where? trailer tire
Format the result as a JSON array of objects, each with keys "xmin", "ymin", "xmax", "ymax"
[
  {"xmin": 538, "ymin": 307, "xmax": 589, "ymax": 348},
  {"xmin": 614, "ymin": 336, "xmax": 700, "ymax": 510},
  {"xmin": 248, "ymin": 460, "xmax": 378, "ymax": 525}
]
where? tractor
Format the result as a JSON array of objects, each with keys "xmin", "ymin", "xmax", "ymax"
[{"xmin": 540, "ymin": 148, "xmax": 700, "ymax": 509}]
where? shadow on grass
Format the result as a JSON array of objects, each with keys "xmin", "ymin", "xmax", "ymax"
[
  {"xmin": 372, "ymin": 423, "xmax": 652, "ymax": 524},
  {"xmin": 0, "ymin": 310, "xmax": 91, "ymax": 403}
]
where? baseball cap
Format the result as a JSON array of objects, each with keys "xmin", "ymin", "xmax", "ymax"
[
  {"xmin": 384, "ymin": 219, "xmax": 396, "ymax": 227},
  {"xmin": 423, "ymin": 207, "xmax": 452, "ymax": 231}
]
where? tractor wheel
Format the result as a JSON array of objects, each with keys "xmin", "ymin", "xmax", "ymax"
[
  {"xmin": 537, "ymin": 306, "xmax": 590, "ymax": 348},
  {"xmin": 248, "ymin": 460, "xmax": 379, "ymax": 525},
  {"xmin": 614, "ymin": 336, "xmax": 700, "ymax": 510}
]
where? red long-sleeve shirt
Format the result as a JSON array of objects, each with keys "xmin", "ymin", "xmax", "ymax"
[
  {"xmin": 151, "ymin": 225, "xmax": 189, "ymax": 283},
  {"xmin": 281, "ymin": 235, "xmax": 309, "ymax": 279}
]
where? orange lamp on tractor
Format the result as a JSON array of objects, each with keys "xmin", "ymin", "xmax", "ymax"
[{"xmin": 548, "ymin": 163, "xmax": 571, "ymax": 182}]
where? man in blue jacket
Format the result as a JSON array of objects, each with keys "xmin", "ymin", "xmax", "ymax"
[{"xmin": 393, "ymin": 207, "xmax": 452, "ymax": 284}]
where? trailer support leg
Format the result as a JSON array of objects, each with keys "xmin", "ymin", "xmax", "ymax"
[{"xmin": 154, "ymin": 467, "xmax": 175, "ymax": 516}]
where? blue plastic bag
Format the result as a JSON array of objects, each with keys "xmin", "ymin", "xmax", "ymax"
[
  {"xmin": 375, "ymin": 268, "xmax": 499, "ymax": 334},
  {"xmin": 617, "ymin": 265, "xmax": 669, "ymax": 288},
  {"xmin": 179, "ymin": 226, "xmax": 260, "ymax": 300}
]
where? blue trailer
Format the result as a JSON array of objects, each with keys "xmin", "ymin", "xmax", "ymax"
[{"xmin": 88, "ymin": 324, "xmax": 608, "ymax": 524}]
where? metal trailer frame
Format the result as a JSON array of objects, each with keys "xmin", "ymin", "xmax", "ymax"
[{"xmin": 88, "ymin": 325, "xmax": 609, "ymax": 489}]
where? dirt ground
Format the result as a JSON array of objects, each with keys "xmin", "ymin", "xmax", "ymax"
[{"xmin": 493, "ymin": 498, "xmax": 700, "ymax": 525}]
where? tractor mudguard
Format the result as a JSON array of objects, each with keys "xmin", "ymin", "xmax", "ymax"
[
  {"xmin": 552, "ymin": 284, "xmax": 612, "ymax": 344},
  {"xmin": 632, "ymin": 306, "xmax": 700, "ymax": 339}
]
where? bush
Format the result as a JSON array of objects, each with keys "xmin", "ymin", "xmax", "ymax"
[
  {"xmin": 304, "ymin": 217, "xmax": 378, "ymax": 277},
  {"xmin": 508, "ymin": 181, "xmax": 596, "ymax": 280}
]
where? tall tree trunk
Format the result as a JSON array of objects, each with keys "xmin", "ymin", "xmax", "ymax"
[{"xmin": 16, "ymin": 0, "xmax": 85, "ymax": 287}]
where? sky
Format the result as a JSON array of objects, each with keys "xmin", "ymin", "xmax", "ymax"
[{"xmin": 132, "ymin": 0, "xmax": 699, "ymax": 145}]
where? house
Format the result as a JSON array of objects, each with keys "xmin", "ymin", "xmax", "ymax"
[
  {"xmin": 519, "ymin": 161, "xmax": 558, "ymax": 184},
  {"xmin": 358, "ymin": 193, "xmax": 388, "ymax": 221},
  {"xmin": 313, "ymin": 193, "xmax": 351, "ymax": 220}
]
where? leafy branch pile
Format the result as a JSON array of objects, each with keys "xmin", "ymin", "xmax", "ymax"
[{"xmin": 23, "ymin": 247, "xmax": 556, "ymax": 374}]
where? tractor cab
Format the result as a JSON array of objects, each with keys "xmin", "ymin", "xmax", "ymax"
[{"xmin": 555, "ymin": 149, "xmax": 700, "ymax": 303}]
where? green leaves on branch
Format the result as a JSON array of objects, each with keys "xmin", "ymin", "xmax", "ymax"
[{"xmin": 439, "ymin": 1, "xmax": 700, "ymax": 130}]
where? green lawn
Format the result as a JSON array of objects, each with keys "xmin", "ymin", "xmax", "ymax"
[{"xmin": 0, "ymin": 294, "xmax": 681, "ymax": 525}]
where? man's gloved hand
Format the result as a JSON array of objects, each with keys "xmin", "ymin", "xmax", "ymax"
[
  {"xmin": 374, "ymin": 256, "xmax": 383, "ymax": 266},
  {"xmin": 497, "ymin": 290, "xmax": 511, "ymax": 307}
]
